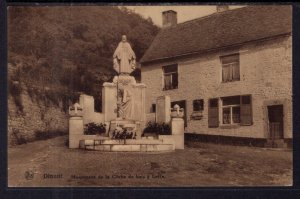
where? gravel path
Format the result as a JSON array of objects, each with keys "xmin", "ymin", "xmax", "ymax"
[{"xmin": 8, "ymin": 136, "xmax": 292, "ymax": 187}]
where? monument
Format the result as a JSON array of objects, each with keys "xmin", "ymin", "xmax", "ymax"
[
  {"xmin": 102, "ymin": 35, "xmax": 146, "ymax": 139},
  {"xmin": 68, "ymin": 35, "xmax": 183, "ymax": 152},
  {"xmin": 113, "ymin": 35, "xmax": 136, "ymax": 75}
]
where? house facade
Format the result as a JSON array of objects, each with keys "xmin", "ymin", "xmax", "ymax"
[{"xmin": 140, "ymin": 6, "xmax": 292, "ymax": 144}]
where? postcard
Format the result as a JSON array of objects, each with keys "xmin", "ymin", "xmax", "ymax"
[{"xmin": 7, "ymin": 4, "xmax": 293, "ymax": 187}]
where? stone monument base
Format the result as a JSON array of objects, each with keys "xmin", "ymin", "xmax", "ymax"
[
  {"xmin": 79, "ymin": 137, "xmax": 174, "ymax": 152},
  {"xmin": 109, "ymin": 119, "xmax": 142, "ymax": 139}
]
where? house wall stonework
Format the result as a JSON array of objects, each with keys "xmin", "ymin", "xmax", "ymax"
[{"xmin": 142, "ymin": 35, "xmax": 292, "ymax": 139}]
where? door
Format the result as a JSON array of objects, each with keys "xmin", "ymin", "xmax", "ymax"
[
  {"xmin": 171, "ymin": 100, "xmax": 187, "ymax": 127},
  {"xmin": 267, "ymin": 105, "xmax": 284, "ymax": 140}
]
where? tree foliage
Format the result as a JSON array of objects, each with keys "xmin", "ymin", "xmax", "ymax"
[{"xmin": 8, "ymin": 6, "xmax": 159, "ymax": 110}]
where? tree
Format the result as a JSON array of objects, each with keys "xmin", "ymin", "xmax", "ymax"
[{"xmin": 8, "ymin": 6, "xmax": 160, "ymax": 109}]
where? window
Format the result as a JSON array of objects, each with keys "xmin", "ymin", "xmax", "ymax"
[
  {"xmin": 221, "ymin": 95, "xmax": 252, "ymax": 125},
  {"xmin": 163, "ymin": 64, "xmax": 178, "ymax": 90},
  {"xmin": 222, "ymin": 96, "xmax": 241, "ymax": 124},
  {"xmin": 151, "ymin": 104, "xmax": 156, "ymax": 113},
  {"xmin": 193, "ymin": 99, "xmax": 204, "ymax": 111},
  {"xmin": 220, "ymin": 54, "xmax": 240, "ymax": 82}
]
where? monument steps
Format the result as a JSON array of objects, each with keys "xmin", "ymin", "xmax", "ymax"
[
  {"xmin": 79, "ymin": 138, "xmax": 174, "ymax": 152},
  {"xmin": 84, "ymin": 143, "xmax": 174, "ymax": 152}
]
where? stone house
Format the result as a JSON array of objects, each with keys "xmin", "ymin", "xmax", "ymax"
[{"xmin": 140, "ymin": 6, "xmax": 292, "ymax": 146}]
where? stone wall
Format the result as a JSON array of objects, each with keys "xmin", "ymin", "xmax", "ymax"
[
  {"xmin": 8, "ymin": 89, "xmax": 69, "ymax": 146},
  {"xmin": 142, "ymin": 35, "xmax": 292, "ymax": 139},
  {"xmin": 79, "ymin": 94, "xmax": 104, "ymax": 125}
]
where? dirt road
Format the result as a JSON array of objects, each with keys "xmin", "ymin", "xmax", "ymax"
[{"xmin": 8, "ymin": 136, "xmax": 292, "ymax": 187}]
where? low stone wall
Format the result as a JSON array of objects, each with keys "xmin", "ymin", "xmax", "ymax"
[{"xmin": 8, "ymin": 91, "xmax": 68, "ymax": 146}]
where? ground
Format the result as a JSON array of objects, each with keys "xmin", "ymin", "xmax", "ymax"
[{"xmin": 8, "ymin": 136, "xmax": 292, "ymax": 187}]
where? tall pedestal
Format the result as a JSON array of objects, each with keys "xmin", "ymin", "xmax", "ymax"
[
  {"xmin": 102, "ymin": 82, "xmax": 117, "ymax": 122},
  {"xmin": 156, "ymin": 96, "xmax": 171, "ymax": 123},
  {"xmin": 171, "ymin": 117, "xmax": 185, "ymax": 149},
  {"xmin": 69, "ymin": 116, "xmax": 84, "ymax": 149},
  {"xmin": 102, "ymin": 75, "xmax": 146, "ymax": 136}
]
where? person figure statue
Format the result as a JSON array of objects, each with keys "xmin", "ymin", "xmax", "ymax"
[
  {"xmin": 117, "ymin": 88, "xmax": 134, "ymax": 120},
  {"xmin": 113, "ymin": 35, "xmax": 136, "ymax": 75}
]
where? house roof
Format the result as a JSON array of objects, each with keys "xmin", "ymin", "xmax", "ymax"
[{"xmin": 140, "ymin": 5, "xmax": 292, "ymax": 64}]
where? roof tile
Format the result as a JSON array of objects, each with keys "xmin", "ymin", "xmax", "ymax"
[{"xmin": 141, "ymin": 5, "xmax": 292, "ymax": 64}]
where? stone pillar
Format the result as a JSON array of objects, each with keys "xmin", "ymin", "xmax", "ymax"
[
  {"xmin": 69, "ymin": 103, "xmax": 84, "ymax": 149},
  {"xmin": 79, "ymin": 94, "xmax": 95, "ymax": 124},
  {"xmin": 156, "ymin": 95, "xmax": 171, "ymax": 123},
  {"xmin": 102, "ymin": 82, "xmax": 117, "ymax": 122},
  {"xmin": 171, "ymin": 104, "xmax": 185, "ymax": 149},
  {"xmin": 69, "ymin": 116, "xmax": 84, "ymax": 148},
  {"xmin": 171, "ymin": 118, "xmax": 184, "ymax": 149},
  {"xmin": 135, "ymin": 83, "xmax": 147, "ymax": 130}
]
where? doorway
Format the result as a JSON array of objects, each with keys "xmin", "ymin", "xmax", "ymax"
[
  {"xmin": 267, "ymin": 105, "xmax": 284, "ymax": 140},
  {"xmin": 171, "ymin": 100, "xmax": 187, "ymax": 127}
]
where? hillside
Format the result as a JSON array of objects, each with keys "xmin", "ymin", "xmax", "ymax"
[{"xmin": 8, "ymin": 6, "xmax": 159, "ymax": 112}]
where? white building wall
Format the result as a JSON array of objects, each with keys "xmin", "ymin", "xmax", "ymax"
[{"xmin": 141, "ymin": 36, "xmax": 292, "ymax": 139}]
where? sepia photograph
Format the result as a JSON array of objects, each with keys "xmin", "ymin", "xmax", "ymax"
[{"xmin": 7, "ymin": 4, "xmax": 293, "ymax": 187}]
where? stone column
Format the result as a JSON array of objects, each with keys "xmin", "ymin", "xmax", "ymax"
[
  {"xmin": 171, "ymin": 104, "xmax": 185, "ymax": 149},
  {"xmin": 171, "ymin": 118, "xmax": 184, "ymax": 149},
  {"xmin": 102, "ymin": 82, "xmax": 117, "ymax": 122},
  {"xmin": 156, "ymin": 95, "xmax": 171, "ymax": 123},
  {"xmin": 135, "ymin": 83, "xmax": 147, "ymax": 130},
  {"xmin": 79, "ymin": 94, "xmax": 95, "ymax": 125},
  {"xmin": 69, "ymin": 116, "xmax": 84, "ymax": 148},
  {"xmin": 69, "ymin": 103, "xmax": 84, "ymax": 149}
]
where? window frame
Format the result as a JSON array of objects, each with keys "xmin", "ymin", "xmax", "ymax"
[
  {"xmin": 151, "ymin": 104, "xmax": 156, "ymax": 113},
  {"xmin": 193, "ymin": 99, "xmax": 204, "ymax": 112},
  {"xmin": 222, "ymin": 104, "xmax": 241, "ymax": 125},
  {"xmin": 221, "ymin": 96, "xmax": 241, "ymax": 125},
  {"xmin": 220, "ymin": 53, "xmax": 240, "ymax": 83},
  {"xmin": 220, "ymin": 95, "xmax": 253, "ymax": 126},
  {"xmin": 162, "ymin": 64, "xmax": 178, "ymax": 90}
]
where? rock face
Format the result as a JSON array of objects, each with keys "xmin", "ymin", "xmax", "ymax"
[{"xmin": 8, "ymin": 90, "xmax": 68, "ymax": 146}]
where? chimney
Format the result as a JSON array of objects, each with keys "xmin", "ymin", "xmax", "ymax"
[
  {"xmin": 216, "ymin": 5, "xmax": 229, "ymax": 13},
  {"xmin": 162, "ymin": 10, "xmax": 177, "ymax": 28}
]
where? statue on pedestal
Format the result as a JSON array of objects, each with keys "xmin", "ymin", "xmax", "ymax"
[
  {"xmin": 113, "ymin": 35, "xmax": 136, "ymax": 120},
  {"xmin": 113, "ymin": 35, "xmax": 136, "ymax": 75}
]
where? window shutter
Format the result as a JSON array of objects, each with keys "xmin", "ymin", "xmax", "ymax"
[
  {"xmin": 208, "ymin": 99, "xmax": 219, "ymax": 127},
  {"xmin": 240, "ymin": 95, "xmax": 252, "ymax": 125}
]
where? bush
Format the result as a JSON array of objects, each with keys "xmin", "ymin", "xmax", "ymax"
[
  {"xmin": 143, "ymin": 122, "xmax": 171, "ymax": 136},
  {"xmin": 111, "ymin": 128, "xmax": 136, "ymax": 140},
  {"xmin": 84, "ymin": 122, "xmax": 106, "ymax": 135}
]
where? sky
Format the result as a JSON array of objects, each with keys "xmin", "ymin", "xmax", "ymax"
[{"xmin": 125, "ymin": 5, "xmax": 245, "ymax": 27}]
